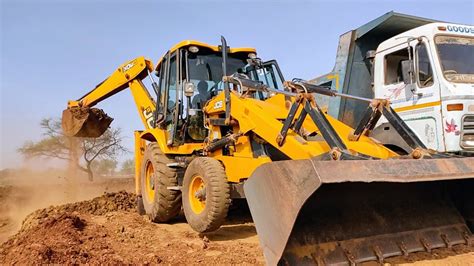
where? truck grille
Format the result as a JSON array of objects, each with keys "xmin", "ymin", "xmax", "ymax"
[{"xmin": 460, "ymin": 115, "xmax": 474, "ymax": 150}]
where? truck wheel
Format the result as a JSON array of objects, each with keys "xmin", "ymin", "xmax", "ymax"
[
  {"xmin": 140, "ymin": 143, "xmax": 181, "ymax": 222},
  {"xmin": 182, "ymin": 157, "xmax": 230, "ymax": 233}
]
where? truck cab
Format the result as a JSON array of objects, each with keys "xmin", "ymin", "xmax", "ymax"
[
  {"xmin": 312, "ymin": 12, "xmax": 474, "ymax": 155},
  {"xmin": 374, "ymin": 23, "xmax": 474, "ymax": 154}
]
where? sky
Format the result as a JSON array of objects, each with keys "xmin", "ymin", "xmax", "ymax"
[{"xmin": 1, "ymin": 0, "xmax": 473, "ymax": 169}]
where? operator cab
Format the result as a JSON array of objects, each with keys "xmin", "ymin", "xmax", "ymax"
[{"xmin": 154, "ymin": 40, "xmax": 285, "ymax": 146}]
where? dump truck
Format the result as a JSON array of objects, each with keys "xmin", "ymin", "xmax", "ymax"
[
  {"xmin": 62, "ymin": 37, "xmax": 474, "ymax": 265},
  {"xmin": 312, "ymin": 11, "xmax": 474, "ymax": 155}
]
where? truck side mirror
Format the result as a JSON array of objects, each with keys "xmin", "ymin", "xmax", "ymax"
[{"xmin": 401, "ymin": 60, "xmax": 414, "ymax": 84}]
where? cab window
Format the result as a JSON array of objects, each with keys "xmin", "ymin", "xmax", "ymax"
[
  {"xmin": 416, "ymin": 43, "xmax": 434, "ymax": 87},
  {"xmin": 158, "ymin": 56, "xmax": 168, "ymax": 108},
  {"xmin": 384, "ymin": 47, "xmax": 413, "ymax": 85},
  {"xmin": 167, "ymin": 54, "xmax": 177, "ymax": 112},
  {"xmin": 252, "ymin": 64, "xmax": 284, "ymax": 90},
  {"xmin": 246, "ymin": 61, "xmax": 285, "ymax": 100},
  {"xmin": 186, "ymin": 52, "xmax": 247, "ymax": 109}
]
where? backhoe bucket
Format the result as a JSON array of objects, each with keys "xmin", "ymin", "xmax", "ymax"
[
  {"xmin": 61, "ymin": 107, "xmax": 113, "ymax": 138},
  {"xmin": 244, "ymin": 157, "xmax": 474, "ymax": 265}
]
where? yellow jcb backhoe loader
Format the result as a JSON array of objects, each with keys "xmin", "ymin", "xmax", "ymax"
[{"xmin": 62, "ymin": 37, "xmax": 474, "ymax": 265}]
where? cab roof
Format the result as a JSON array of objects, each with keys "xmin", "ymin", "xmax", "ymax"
[{"xmin": 155, "ymin": 40, "xmax": 256, "ymax": 72}]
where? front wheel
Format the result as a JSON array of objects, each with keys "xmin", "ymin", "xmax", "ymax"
[
  {"xmin": 182, "ymin": 157, "xmax": 230, "ymax": 233},
  {"xmin": 140, "ymin": 143, "xmax": 181, "ymax": 222}
]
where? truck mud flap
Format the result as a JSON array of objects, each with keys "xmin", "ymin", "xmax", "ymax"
[
  {"xmin": 62, "ymin": 107, "xmax": 113, "ymax": 138},
  {"xmin": 244, "ymin": 157, "xmax": 474, "ymax": 265}
]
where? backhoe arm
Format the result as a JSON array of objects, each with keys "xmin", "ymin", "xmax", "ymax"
[{"xmin": 63, "ymin": 57, "xmax": 158, "ymax": 137}]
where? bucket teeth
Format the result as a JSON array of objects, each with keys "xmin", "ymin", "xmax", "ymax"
[
  {"xmin": 372, "ymin": 245, "xmax": 383, "ymax": 263},
  {"xmin": 286, "ymin": 224, "xmax": 471, "ymax": 265},
  {"xmin": 420, "ymin": 238, "xmax": 432, "ymax": 252},
  {"xmin": 397, "ymin": 241, "xmax": 409, "ymax": 256},
  {"xmin": 463, "ymin": 231, "xmax": 472, "ymax": 245},
  {"xmin": 441, "ymin": 234, "xmax": 451, "ymax": 248},
  {"xmin": 341, "ymin": 247, "xmax": 356, "ymax": 265}
]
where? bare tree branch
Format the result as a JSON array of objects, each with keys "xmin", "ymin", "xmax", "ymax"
[{"xmin": 18, "ymin": 117, "xmax": 128, "ymax": 181}]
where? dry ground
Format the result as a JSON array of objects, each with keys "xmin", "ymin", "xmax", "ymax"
[
  {"xmin": 0, "ymin": 189, "xmax": 262, "ymax": 264},
  {"xmin": 0, "ymin": 175, "xmax": 473, "ymax": 265}
]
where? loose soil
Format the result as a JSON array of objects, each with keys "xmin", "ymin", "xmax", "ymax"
[
  {"xmin": 0, "ymin": 180, "xmax": 473, "ymax": 264},
  {"xmin": 0, "ymin": 190, "xmax": 262, "ymax": 264}
]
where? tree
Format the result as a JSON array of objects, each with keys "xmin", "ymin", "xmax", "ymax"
[
  {"xmin": 120, "ymin": 158, "xmax": 134, "ymax": 175},
  {"xmin": 93, "ymin": 158, "xmax": 118, "ymax": 176},
  {"xmin": 19, "ymin": 118, "xmax": 127, "ymax": 181}
]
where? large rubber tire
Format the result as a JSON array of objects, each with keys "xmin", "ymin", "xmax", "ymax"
[
  {"xmin": 182, "ymin": 157, "xmax": 230, "ymax": 233},
  {"xmin": 136, "ymin": 195, "xmax": 146, "ymax": 215},
  {"xmin": 140, "ymin": 143, "xmax": 181, "ymax": 222}
]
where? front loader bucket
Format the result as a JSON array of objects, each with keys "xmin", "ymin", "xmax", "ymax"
[
  {"xmin": 61, "ymin": 107, "xmax": 113, "ymax": 138},
  {"xmin": 244, "ymin": 157, "xmax": 474, "ymax": 265}
]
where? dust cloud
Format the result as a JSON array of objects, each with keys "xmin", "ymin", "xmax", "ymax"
[{"xmin": 0, "ymin": 167, "xmax": 133, "ymax": 243}]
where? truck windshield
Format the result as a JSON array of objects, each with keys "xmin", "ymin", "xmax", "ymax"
[{"xmin": 435, "ymin": 35, "xmax": 474, "ymax": 83}]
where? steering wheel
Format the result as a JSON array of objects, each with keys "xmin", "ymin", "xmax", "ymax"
[
  {"xmin": 208, "ymin": 83, "xmax": 219, "ymax": 96},
  {"xmin": 423, "ymin": 76, "xmax": 433, "ymax": 87},
  {"xmin": 444, "ymin": 69, "xmax": 458, "ymax": 75}
]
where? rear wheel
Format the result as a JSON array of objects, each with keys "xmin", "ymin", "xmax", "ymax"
[
  {"xmin": 136, "ymin": 195, "xmax": 145, "ymax": 215},
  {"xmin": 140, "ymin": 143, "xmax": 181, "ymax": 222},
  {"xmin": 182, "ymin": 157, "xmax": 230, "ymax": 233}
]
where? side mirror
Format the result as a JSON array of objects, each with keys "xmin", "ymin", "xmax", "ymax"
[
  {"xmin": 184, "ymin": 81, "xmax": 195, "ymax": 97},
  {"xmin": 401, "ymin": 60, "xmax": 414, "ymax": 84}
]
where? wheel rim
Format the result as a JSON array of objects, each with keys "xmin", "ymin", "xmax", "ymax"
[
  {"xmin": 189, "ymin": 175, "xmax": 206, "ymax": 214},
  {"xmin": 144, "ymin": 161, "xmax": 155, "ymax": 203}
]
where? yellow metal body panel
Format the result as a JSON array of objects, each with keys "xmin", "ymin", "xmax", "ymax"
[
  {"xmin": 128, "ymin": 79, "xmax": 156, "ymax": 130},
  {"xmin": 200, "ymin": 90, "xmax": 397, "ymax": 182},
  {"xmin": 68, "ymin": 57, "xmax": 154, "ymax": 108},
  {"xmin": 134, "ymin": 130, "xmax": 145, "ymax": 195},
  {"xmin": 155, "ymin": 40, "xmax": 256, "ymax": 71},
  {"xmin": 139, "ymin": 129, "xmax": 203, "ymax": 155},
  {"xmin": 215, "ymin": 155, "xmax": 272, "ymax": 183},
  {"xmin": 206, "ymin": 92, "xmax": 397, "ymax": 160}
]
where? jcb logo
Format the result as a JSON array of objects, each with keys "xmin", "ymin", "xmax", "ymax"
[
  {"xmin": 143, "ymin": 107, "xmax": 154, "ymax": 128},
  {"xmin": 122, "ymin": 61, "xmax": 135, "ymax": 72}
]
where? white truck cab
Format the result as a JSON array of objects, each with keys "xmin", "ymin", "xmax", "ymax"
[
  {"xmin": 374, "ymin": 23, "xmax": 474, "ymax": 154},
  {"xmin": 313, "ymin": 12, "xmax": 474, "ymax": 155}
]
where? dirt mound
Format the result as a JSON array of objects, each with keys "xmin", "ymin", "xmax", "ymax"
[
  {"xmin": 31, "ymin": 190, "xmax": 135, "ymax": 216},
  {"xmin": 0, "ymin": 192, "xmax": 263, "ymax": 264},
  {"xmin": 1, "ymin": 213, "xmax": 89, "ymax": 264},
  {"xmin": 0, "ymin": 176, "xmax": 134, "ymax": 244},
  {"xmin": 0, "ymin": 186, "xmax": 12, "ymax": 239},
  {"xmin": 0, "ymin": 191, "xmax": 138, "ymax": 264},
  {"xmin": 20, "ymin": 191, "xmax": 135, "ymax": 232}
]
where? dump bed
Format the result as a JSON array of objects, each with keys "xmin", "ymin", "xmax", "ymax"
[{"xmin": 311, "ymin": 11, "xmax": 437, "ymax": 127}]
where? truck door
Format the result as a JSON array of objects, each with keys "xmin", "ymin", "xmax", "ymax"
[
  {"xmin": 412, "ymin": 41, "xmax": 442, "ymax": 150},
  {"xmin": 379, "ymin": 41, "xmax": 441, "ymax": 150}
]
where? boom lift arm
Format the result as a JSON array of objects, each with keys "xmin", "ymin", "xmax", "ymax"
[{"xmin": 62, "ymin": 57, "xmax": 158, "ymax": 137}]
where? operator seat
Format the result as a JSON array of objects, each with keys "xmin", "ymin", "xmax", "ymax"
[{"xmin": 192, "ymin": 80, "xmax": 211, "ymax": 109}]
